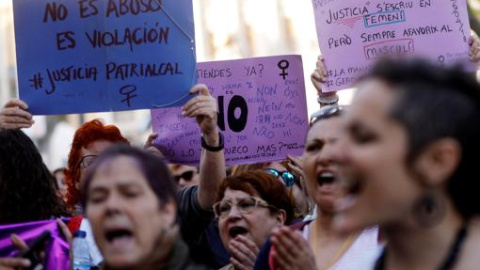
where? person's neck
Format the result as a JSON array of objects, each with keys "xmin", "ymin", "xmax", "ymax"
[
  {"xmin": 315, "ymin": 209, "xmax": 340, "ymax": 238},
  {"xmin": 383, "ymin": 204, "xmax": 465, "ymax": 270}
]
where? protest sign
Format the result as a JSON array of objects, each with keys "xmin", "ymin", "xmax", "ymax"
[
  {"xmin": 13, "ymin": 0, "xmax": 196, "ymax": 115},
  {"xmin": 151, "ymin": 55, "xmax": 308, "ymax": 166},
  {"xmin": 312, "ymin": 0, "xmax": 471, "ymax": 92},
  {"xmin": 0, "ymin": 219, "xmax": 70, "ymax": 270}
]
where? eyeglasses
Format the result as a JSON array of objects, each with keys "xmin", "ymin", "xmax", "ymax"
[
  {"xmin": 213, "ymin": 196, "xmax": 277, "ymax": 218},
  {"xmin": 174, "ymin": 170, "xmax": 196, "ymax": 183},
  {"xmin": 77, "ymin": 155, "xmax": 98, "ymax": 169},
  {"xmin": 309, "ymin": 105, "xmax": 344, "ymax": 126},
  {"xmin": 265, "ymin": 168, "xmax": 296, "ymax": 187}
]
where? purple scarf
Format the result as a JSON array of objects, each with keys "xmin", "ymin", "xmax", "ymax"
[{"xmin": 0, "ymin": 219, "xmax": 70, "ymax": 270}]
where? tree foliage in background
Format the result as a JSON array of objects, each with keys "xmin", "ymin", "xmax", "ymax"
[{"xmin": 469, "ymin": 0, "xmax": 480, "ymax": 34}]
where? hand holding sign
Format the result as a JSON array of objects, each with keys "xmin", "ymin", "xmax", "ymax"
[
  {"xmin": 182, "ymin": 84, "xmax": 220, "ymax": 145},
  {"xmin": 311, "ymin": 0, "xmax": 472, "ymax": 92},
  {"xmin": 0, "ymin": 99, "xmax": 34, "ymax": 131},
  {"xmin": 469, "ymin": 33, "xmax": 480, "ymax": 63},
  {"xmin": 0, "ymin": 234, "xmax": 30, "ymax": 270},
  {"xmin": 151, "ymin": 55, "xmax": 308, "ymax": 166},
  {"xmin": 310, "ymin": 55, "xmax": 327, "ymax": 92},
  {"xmin": 13, "ymin": 0, "xmax": 196, "ymax": 115}
]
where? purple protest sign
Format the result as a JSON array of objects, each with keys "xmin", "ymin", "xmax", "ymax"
[
  {"xmin": 151, "ymin": 55, "xmax": 308, "ymax": 166},
  {"xmin": 0, "ymin": 219, "xmax": 70, "ymax": 270},
  {"xmin": 312, "ymin": 0, "xmax": 471, "ymax": 92}
]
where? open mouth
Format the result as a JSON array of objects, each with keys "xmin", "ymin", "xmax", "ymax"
[
  {"xmin": 229, "ymin": 226, "xmax": 248, "ymax": 238},
  {"xmin": 317, "ymin": 171, "xmax": 337, "ymax": 186},
  {"xmin": 105, "ymin": 229, "xmax": 133, "ymax": 243}
]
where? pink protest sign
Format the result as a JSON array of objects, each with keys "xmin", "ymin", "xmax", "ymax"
[
  {"xmin": 151, "ymin": 55, "xmax": 308, "ymax": 166},
  {"xmin": 312, "ymin": 0, "xmax": 471, "ymax": 92}
]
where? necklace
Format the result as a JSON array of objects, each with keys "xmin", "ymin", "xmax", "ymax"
[
  {"xmin": 374, "ymin": 223, "xmax": 468, "ymax": 270},
  {"xmin": 310, "ymin": 218, "xmax": 359, "ymax": 270}
]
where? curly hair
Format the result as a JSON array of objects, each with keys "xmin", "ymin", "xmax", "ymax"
[
  {"xmin": 65, "ymin": 119, "xmax": 129, "ymax": 211},
  {"xmin": 0, "ymin": 130, "xmax": 69, "ymax": 224},
  {"xmin": 216, "ymin": 170, "xmax": 295, "ymax": 225}
]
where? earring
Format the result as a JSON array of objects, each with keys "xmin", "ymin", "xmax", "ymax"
[{"xmin": 412, "ymin": 188, "xmax": 447, "ymax": 228}]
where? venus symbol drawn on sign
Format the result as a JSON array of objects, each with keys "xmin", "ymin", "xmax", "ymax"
[
  {"xmin": 278, "ymin": 60, "xmax": 290, "ymax": 80},
  {"xmin": 120, "ymin": 85, "xmax": 138, "ymax": 107}
]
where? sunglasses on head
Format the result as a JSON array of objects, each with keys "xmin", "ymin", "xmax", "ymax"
[
  {"xmin": 309, "ymin": 105, "xmax": 344, "ymax": 126},
  {"xmin": 265, "ymin": 168, "xmax": 296, "ymax": 187},
  {"xmin": 174, "ymin": 170, "xmax": 196, "ymax": 183}
]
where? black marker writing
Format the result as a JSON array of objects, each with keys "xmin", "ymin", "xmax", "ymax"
[
  {"xmin": 277, "ymin": 60, "xmax": 289, "ymax": 80},
  {"xmin": 120, "ymin": 84, "xmax": 138, "ymax": 107}
]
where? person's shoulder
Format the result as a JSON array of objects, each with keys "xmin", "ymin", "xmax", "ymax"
[
  {"xmin": 457, "ymin": 218, "xmax": 480, "ymax": 269},
  {"xmin": 177, "ymin": 185, "xmax": 198, "ymax": 198}
]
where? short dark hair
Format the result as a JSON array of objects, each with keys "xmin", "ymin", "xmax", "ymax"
[
  {"xmin": 360, "ymin": 57, "xmax": 480, "ymax": 218},
  {"xmin": 80, "ymin": 144, "xmax": 177, "ymax": 210},
  {"xmin": 216, "ymin": 170, "xmax": 295, "ymax": 225}
]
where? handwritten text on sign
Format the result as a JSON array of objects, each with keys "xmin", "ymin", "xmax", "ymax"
[
  {"xmin": 312, "ymin": 0, "xmax": 471, "ymax": 92},
  {"xmin": 151, "ymin": 55, "xmax": 308, "ymax": 166},
  {"xmin": 13, "ymin": 0, "xmax": 196, "ymax": 115}
]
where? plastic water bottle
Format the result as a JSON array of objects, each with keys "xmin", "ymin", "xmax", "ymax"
[{"xmin": 72, "ymin": 230, "xmax": 93, "ymax": 270}]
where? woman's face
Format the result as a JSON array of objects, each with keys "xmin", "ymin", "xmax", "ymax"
[
  {"xmin": 76, "ymin": 140, "xmax": 114, "ymax": 190},
  {"xmin": 218, "ymin": 188, "xmax": 284, "ymax": 251},
  {"xmin": 303, "ymin": 117, "xmax": 344, "ymax": 213},
  {"xmin": 333, "ymin": 79, "xmax": 423, "ymax": 234},
  {"xmin": 54, "ymin": 170, "xmax": 68, "ymax": 200},
  {"xmin": 86, "ymin": 156, "xmax": 176, "ymax": 269}
]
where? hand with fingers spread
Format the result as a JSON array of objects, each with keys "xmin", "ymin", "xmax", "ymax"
[
  {"xmin": 228, "ymin": 235, "xmax": 260, "ymax": 270},
  {"xmin": 469, "ymin": 32, "xmax": 480, "ymax": 63},
  {"xmin": 182, "ymin": 84, "xmax": 219, "ymax": 144},
  {"xmin": 271, "ymin": 227, "xmax": 317, "ymax": 270},
  {"xmin": 143, "ymin": 133, "xmax": 164, "ymax": 159},
  {"xmin": 0, "ymin": 99, "xmax": 34, "ymax": 131}
]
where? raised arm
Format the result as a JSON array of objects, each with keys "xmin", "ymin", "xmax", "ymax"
[{"xmin": 182, "ymin": 84, "xmax": 226, "ymax": 210}]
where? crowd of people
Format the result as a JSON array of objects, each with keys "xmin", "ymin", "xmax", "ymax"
[{"xmin": 2, "ymin": 35, "xmax": 480, "ymax": 270}]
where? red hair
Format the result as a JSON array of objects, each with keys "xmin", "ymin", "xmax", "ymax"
[
  {"xmin": 65, "ymin": 119, "xmax": 129, "ymax": 210},
  {"xmin": 216, "ymin": 170, "xmax": 295, "ymax": 225}
]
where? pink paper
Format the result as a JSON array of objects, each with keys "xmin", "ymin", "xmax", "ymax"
[
  {"xmin": 151, "ymin": 55, "xmax": 309, "ymax": 166},
  {"xmin": 312, "ymin": 0, "xmax": 472, "ymax": 92}
]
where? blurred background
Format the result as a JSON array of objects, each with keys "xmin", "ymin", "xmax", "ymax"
[{"xmin": 1, "ymin": 0, "xmax": 479, "ymax": 169}]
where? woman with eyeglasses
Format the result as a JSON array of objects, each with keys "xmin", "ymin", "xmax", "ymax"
[
  {"xmin": 65, "ymin": 119, "xmax": 130, "ymax": 215},
  {"xmin": 255, "ymin": 104, "xmax": 379, "ymax": 270},
  {"xmin": 215, "ymin": 171, "xmax": 294, "ymax": 270},
  {"xmin": 232, "ymin": 161, "xmax": 311, "ymax": 220}
]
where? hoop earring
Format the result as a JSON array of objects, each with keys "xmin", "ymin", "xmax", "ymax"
[{"xmin": 412, "ymin": 188, "xmax": 447, "ymax": 228}]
